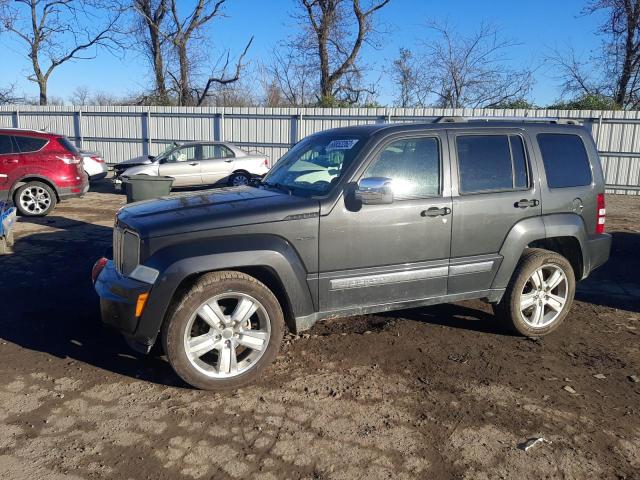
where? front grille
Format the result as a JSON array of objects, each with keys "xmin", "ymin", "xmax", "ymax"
[{"xmin": 113, "ymin": 224, "xmax": 140, "ymax": 276}]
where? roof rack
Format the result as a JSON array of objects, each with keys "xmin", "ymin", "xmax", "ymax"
[{"xmin": 433, "ymin": 116, "xmax": 583, "ymax": 125}]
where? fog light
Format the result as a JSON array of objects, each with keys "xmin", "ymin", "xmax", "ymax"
[
  {"xmin": 92, "ymin": 257, "xmax": 108, "ymax": 284},
  {"xmin": 135, "ymin": 292, "xmax": 149, "ymax": 317}
]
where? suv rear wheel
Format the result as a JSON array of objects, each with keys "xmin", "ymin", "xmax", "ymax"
[
  {"xmin": 162, "ymin": 271, "xmax": 284, "ymax": 390},
  {"xmin": 14, "ymin": 181, "xmax": 57, "ymax": 217},
  {"xmin": 494, "ymin": 248, "xmax": 575, "ymax": 337}
]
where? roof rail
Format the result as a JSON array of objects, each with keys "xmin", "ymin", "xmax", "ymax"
[{"xmin": 433, "ymin": 116, "xmax": 583, "ymax": 125}]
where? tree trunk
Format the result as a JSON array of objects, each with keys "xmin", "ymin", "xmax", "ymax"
[
  {"xmin": 38, "ymin": 81, "xmax": 47, "ymax": 106},
  {"xmin": 177, "ymin": 42, "xmax": 190, "ymax": 105},
  {"xmin": 149, "ymin": 25, "xmax": 168, "ymax": 102}
]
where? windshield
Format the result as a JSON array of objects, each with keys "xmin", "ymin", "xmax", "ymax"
[
  {"xmin": 155, "ymin": 142, "xmax": 181, "ymax": 161},
  {"xmin": 262, "ymin": 134, "xmax": 366, "ymax": 196}
]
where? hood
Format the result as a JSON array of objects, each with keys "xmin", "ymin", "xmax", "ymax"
[
  {"xmin": 117, "ymin": 186, "xmax": 320, "ymax": 238},
  {"xmin": 121, "ymin": 163, "xmax": 159, "ymax": 176},
  {"xmin": 115, "ymin": 155, "xmax": 155, "ymax": 169}
]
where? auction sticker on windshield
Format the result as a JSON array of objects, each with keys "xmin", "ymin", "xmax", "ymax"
[{"xmin": 326, "ymin": 139, "xmax": 359, "ymax": 151}]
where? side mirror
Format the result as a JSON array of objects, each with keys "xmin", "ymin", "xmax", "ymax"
[{"xmin": 355, "ymin": 177, "xmax": 394, "ymax": 205}]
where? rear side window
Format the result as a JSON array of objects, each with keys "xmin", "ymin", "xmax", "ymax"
[
  {"xmin": 0, "ymin": 135, "xmax": 13, "ymax": 154},
  {"xmin": 364, "ymin": 137, "xmax": 440, "ymax": 199},
  {"xmin": 57, "ymin": 137, "xmax": 79, "ymax": 154},
  {"xmin": 537, "ymin": 134, "xmax": 592, "ymax": 188},
  {"xmin": 202, "ymin": 144, "xmax": 235, "ymax": 159},
  {"xmin": 15, "ymin": 136, "xmax": 47, "ymax": 153},
  {"xmin": 456, "ymin": 135, "xmax": 530, "ymax": 193}
]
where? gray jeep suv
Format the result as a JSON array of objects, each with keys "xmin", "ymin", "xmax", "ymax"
[{"xmin": 93, "ymin": 118, "xmax": 612, "ymax": 390}]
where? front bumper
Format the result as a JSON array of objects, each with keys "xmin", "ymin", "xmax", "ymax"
[{"xmin": 94, "ymin": 260, "xmax": 153, "ymax": 337}]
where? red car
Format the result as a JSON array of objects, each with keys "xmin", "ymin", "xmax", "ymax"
[{"xmin": 0, "ymin": 129, "xmax": 89, "ymax": 216}]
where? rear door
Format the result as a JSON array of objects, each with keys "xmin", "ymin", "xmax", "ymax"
[
  {"xmin": 200, "ymin": 144, "xmax": 236, "ymax": 184},
  {"xmin": 0, "ymin": 135, "xmax": 19, "ymax": 191},
  {"xmin": 447, "ymin": 128, "xmax": 542, "ymax": 293},
  {"xmin": 158, "ymin": 145, "xmax": 202, "ymax": 186}
]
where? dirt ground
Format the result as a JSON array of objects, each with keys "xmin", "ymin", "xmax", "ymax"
[{"xmin": 0, "ymin": 183, "xmax": 639, "ymax": 480}]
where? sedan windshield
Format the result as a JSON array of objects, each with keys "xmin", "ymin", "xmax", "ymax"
[{"xmin": 261, "ymin": 134, "xmax": 366, "ymax": 196}]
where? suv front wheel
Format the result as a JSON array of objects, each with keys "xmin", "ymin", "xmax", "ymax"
[
  {"xmin": 494, "ymin": 248, "xmax": 576, "ymax": 337},
  {"xmin": 162, "ymin": 271, "xmax": 284, "ymax": 390}
]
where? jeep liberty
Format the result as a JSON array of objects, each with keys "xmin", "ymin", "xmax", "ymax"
[{"xmin": 93, "ymin": 118, "xmax": 612, "ymax": 390}]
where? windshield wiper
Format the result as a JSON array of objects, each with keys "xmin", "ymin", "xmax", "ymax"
[{"xmin": 260, "ymin": 180, "xmax": 293, "ymax": 195}]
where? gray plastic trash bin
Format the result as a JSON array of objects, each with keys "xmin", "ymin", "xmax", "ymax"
[{"xmin": 123, "ymin": 175, "xmax": 174, "ymax": 203}]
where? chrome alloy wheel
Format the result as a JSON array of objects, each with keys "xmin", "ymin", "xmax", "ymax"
[
  {"xmin": 231, "ymin": 174, "xmax": 249, "ymax": 186},
  {"xmin": 19, "ymin": 186, "xmax": 51, "ymax": 214},
  {"xmin": 519, "ymin": 264, "xmax": 569, "ymax": 328},
  {"xmin": 183, "ymin": 292, "xmax": 271, "ymax": 378}
]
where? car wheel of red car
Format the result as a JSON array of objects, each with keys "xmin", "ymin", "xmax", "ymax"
[{"xmin": 14, "ymin": 181, "xmax": 57, "ymax": 217}]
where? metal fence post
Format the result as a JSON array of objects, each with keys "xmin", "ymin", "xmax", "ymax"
[
  {"xmin": 214, "ymin": 113, "xmax": 224, "ymax": 141},
  {"xmin": 291, "ymin": 113, "xmax": 302, "ymax": 145},
  {"xmin": 142, "ymin": 111, "xmax": 151, "ymax": 155},
  {"xmin": 73, "ymin": 110, "xmax": 83, "ymax": 148}
]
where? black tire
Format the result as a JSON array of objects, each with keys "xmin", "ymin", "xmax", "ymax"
[
  {"xmin": 228, "ymin": 172, "xmax": 251, "ymax": 187},
  {"xmin": 493, "ymin": 248, "xmax": 576, "ymax": 337},
  {"xmin": 14, "ymin": 181, "xmax": 57, "ymax": 217},
  {"xmin": 162, "ymin": 271, "xmax": 284, "ymax": 391}
]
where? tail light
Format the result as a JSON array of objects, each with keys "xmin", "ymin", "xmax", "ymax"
[
  {"xmin": 57, "ymin": 155, "xmax": 82, "ymax": 165},
  {"xmin": 263, "ymin": 158, "xmax": 269, "ymax": 168},
  {"xmin": 91, "ymin": 156, "xmax": 105, "ymax": 163},
  {"xmin": 596, "ymin": 193, "xmax": 606, "ymax": 234}
]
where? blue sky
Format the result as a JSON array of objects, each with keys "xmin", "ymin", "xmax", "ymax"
[{"xmin": 1, "ymin": 0, "xmax": 607, "ymax": 105}]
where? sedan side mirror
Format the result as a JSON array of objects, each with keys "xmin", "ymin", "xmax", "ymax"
[{"xmin": 355, "ymin": 177, "xmax": 394, "ymax": 205}]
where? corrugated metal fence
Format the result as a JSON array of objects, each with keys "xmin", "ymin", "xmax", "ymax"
[{"xmin": 1, "ymin": 105, "xmax": 639, "ymax": 194}]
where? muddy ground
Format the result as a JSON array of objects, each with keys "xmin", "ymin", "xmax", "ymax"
[{"xmin": 0, "ymin": 183, "xmax": 639, "ymax": 480}]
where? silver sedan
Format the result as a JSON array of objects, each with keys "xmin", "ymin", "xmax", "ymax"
[{"xmin": 113, "ymin": 142, "xmax": 270, "ymax": 189}]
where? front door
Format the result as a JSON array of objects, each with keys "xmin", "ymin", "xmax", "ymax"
[
  {"xmin": 158, "ymin": 145, "xmax": 202, "ymax": 187},
  {"xmin": 200, "ymin": 144, "xmax": 236, "ymax": 185},
  {"xmin": 446, "ymin": 129, "xmax": 542, "ymax": 293},
  {"xmin": 318, "ymin": 133, "xmax": 452, "ymax": 311}
]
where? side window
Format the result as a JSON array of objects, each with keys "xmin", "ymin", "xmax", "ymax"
[
  {"xmin": 0, "ymin": 135, "xmax": 13, "ymax": 154},
  {"xmin": 456, "ymin": 135, "xmax": 530, "ymax": 193},
  {"xmin": 537, "ymin": 134, "xmax": 592, "ymax": 188},
  {"xmin": 167, "ymin": 146, "xmax": 197, "ymax": 163},
  {"xmin": 202, "ymin": 144, "xmax": 235, "ymax": 159},
  {"xmin": 364, "ymin": 137, "xmax": 440, "ymax": 199},
  {"xmin": 15, "ymin": 136, "xmax": 47, "ymax": 153}
]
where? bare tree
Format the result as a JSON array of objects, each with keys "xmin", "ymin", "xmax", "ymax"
[
  {"xmin": 391, "ymin": 47, "xmax": 422, "ymax": 107},
  {"xmin": 132, "ymin": 0, "xmax": 252, "ymax": 106},
  {"xmin": 267, "ymin": 48, "xmax": 316, "ymax": 106},
  {"xmin": 0, "ymin": 0, "xmax": 125, "ymax": 105},
  {"xmin": 133, "ymin": 0, "xmax": 169, "ymax": 103},
  {"xmin": 412, "ymin": 21, "xmax": 533, "ymax": 108},
  {"xmin": 0, "ymin": 84, "xmax": 21, "ymax": 104},
  {"xmin": 549, "ymin": 1, "xmax": 640, "ymax": 108},
  {"xmin": 69, "ymin": 85, "xmax": 91, "ymax": 105},
  {"xmin": 270, "ymin": 0, "xmax": 389, "ymax": 106}
]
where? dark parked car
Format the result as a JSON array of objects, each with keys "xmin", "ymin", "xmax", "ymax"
[
  {"xmin": 0, "ymin": 129, "xmax": 89, "ymax": 216},
  {"xmin": 94, "ymin": 118, "xmax": 612, "ymax": 390}
]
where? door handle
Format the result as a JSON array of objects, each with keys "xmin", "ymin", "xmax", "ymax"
[
  {"xmin": 224, "ymin": 159, "xmax": 234, "ymax": 163},
  {"xmin": 189, "ymin": 162, "xmax": 199, "ymax": 166},
  {"xmin": 514, "ymin": 199, "xmax": 539, "ymax": 209},
  {"xmin": 4, "ymin": 159, "xmax": 18, "ymax": 164},
  {"xmin": 422, "ymin": 206, "xmax": 451, "ymax": 217}
]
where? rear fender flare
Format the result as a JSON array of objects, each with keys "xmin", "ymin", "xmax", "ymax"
[{"xmin": 491, "ymin": 214, "xmax": 589, "ymax": 289}]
